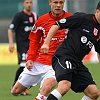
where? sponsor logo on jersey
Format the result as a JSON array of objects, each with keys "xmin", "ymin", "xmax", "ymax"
[
  {"xmin": 59, "ymin": 18, "xmax": 66, "ymax": 23},
  {"xmin": 29, "ymin": 17, "xmax": 33, "ymax": 23},
  {"xmin": 9, "ymin": 24, "xmax": 14, "ymax": 29},
  {"xmin": 81, "ymin": 36, "xmax": 87, "ymax": 43},
  {"xmin": 23, "ymin": 21, "xmax": 28, "ymax": 23},
  {"xmin": 24, "ymin": 26, "xmax": 32, "ymax": 32},
  {"xmin": 31, "ymin": 24, "xmax": 36, "ymax": 31},
  {"xmin": 93, "ymin": 28, "xmax": 98, "ymax": 36},
  {"xmin": 83, "ymin": 29, "xmax": 89, "ymax": 33},
  {"xmin": 81, "ymin": 36, "xmax": 93, "ymax": 49}
]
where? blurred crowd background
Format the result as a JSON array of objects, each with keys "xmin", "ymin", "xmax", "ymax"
[
  {"xmin": 0, "ymin": 0, "xmax": 99, "ymax": 43},
  {"xmin": 0, "ymin": 0, "xmax": 99, "ymax": 64}
]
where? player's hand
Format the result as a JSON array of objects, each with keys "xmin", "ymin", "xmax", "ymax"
[
  {"xmin": 9, "ymin": 43, "xmax": 15, "ymax": 52},
  {"xmin": 26, "ymin": 60, "xmax": 34, "ymax": 71},
  {"xmin": 41, "ymin": 44, "xmax": 49, "ymax": 54}
]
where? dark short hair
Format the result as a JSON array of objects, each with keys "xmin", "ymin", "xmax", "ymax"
[{"xmin": 96, "ymin": 1, "xmax": 100, "ymax": 10}]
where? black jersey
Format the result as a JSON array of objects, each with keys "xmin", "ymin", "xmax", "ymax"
[
  {"xmin": 9, "ymin": 11, "xmax": 37, "ymax": 52},
  {"xmin": 55, "ymin": 12, "xmax": 100, "ymax": 63}
]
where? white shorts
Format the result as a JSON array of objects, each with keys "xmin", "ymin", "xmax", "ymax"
[{"xmin": 18, "ymin": 61, "xmax": 56, "ymax": 89}]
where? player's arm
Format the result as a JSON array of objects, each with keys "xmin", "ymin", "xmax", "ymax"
[
  {"xmin": 41, "ymin": 13, "xmax": 83, "ymax": 53},
  {"xmin": 26, "ymin": 18, "xmax": 44, "ymax": 62},
  {"xmin": 97, "ymin": 53, "xmax": 100, "ymax": 62},
  {"xmin": 41, "ymin": 25, "xmax": 59, "ymax": 53},
  {"xmin": 8, "ymin": 29, "xmax": 15, "ymax": 52},
  {"xmin": 44, "ymin": 25, "xmax": 59, "ymax": 45},
  {"xmin": 8, "ymin": 13, "xmax": 20, "ymax": 53}
]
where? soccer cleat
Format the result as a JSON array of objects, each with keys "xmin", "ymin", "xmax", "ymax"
[
  {"xmin": 20, "ymin": 89, "xmax": 31, "ymax": 96},
  {"xmin": 34, "ymin": 95, "xmax": 44, "ymax": 100},
  {"xmin": 11, "ymin": 86, "xmax": 31, "ymax": 96}
]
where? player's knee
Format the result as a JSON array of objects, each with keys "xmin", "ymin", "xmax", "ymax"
[
  {"xmin": 86, "ymin": 90, "xmax": 100, "ymax": 99},
  {"xmin": 12, "ymin": 87, "xmax": 20, "ymax": 94},
  {"xmin": 42, "ymin": 83, "xmax": 56, "ymax": 93},
  {"xmin": 54, "ymin": 81, "xmax": 71, "ymax": 96},
  {"xmin": 41, "ymin": 78, "xmax": 56, "ymax": 94},
  {"xmin": 90, "ymin": 90, "xmax": 100, "ymax": 99}
]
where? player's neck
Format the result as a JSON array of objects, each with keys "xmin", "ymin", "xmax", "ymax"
[
  {"xmin": 52, "ymin": 10, "xmax": 64, "ymax": 17},
  {"xmin": 23, "ymin": 9, "xmax": 32, "ymax": 15}
]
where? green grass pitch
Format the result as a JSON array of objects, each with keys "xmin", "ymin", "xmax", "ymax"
[{"xmin": 0, "ymin": 63, "xmax": 100, "ymax": 100}]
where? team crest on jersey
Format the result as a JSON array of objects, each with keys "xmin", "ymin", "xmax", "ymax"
[
  {"xmin": 31, "ymin": 24, "xmax": 36, "ymax": 31},
  {"xmin": 93, "ymin": 28, "xmax": 98, "ymax": 36},
  {"xmin": 59, "ymin": 18, "xmax": 66, "ymax": 23},
  {"xmin": 29, "ymin": 17, "xmax": 33, "ymax": 23},
  {"xmin": 81, "ymin": 36, "xmax": 87, "ymax": 43},
  {"xmin": 9, "ymin": 24, "xmax": 14, "ymax": 29}
]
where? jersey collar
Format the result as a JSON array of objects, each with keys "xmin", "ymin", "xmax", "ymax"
[
  {"xmin": 49, "ymin": 10, "xmax": 65, "ymax": 20},
  {"xmin": 92, "ymin": 15, "xmax": 99, "ymax": 25}
]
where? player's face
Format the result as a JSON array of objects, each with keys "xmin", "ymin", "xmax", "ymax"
[
  {"xmin": 49, "ymin": 0, "xmax": 65, "ymax": 17},
  {"xmin": 95, "ymin": 9, "xmax": 100, "ymax": 24},
  {"xmin": 23, "ymin": 0, "xmax": 33, "ymax": 12}
]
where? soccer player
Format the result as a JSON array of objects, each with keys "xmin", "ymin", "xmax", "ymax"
[
  {"xmin": 8, "ymin": 0, "xmax": 37, "ymax": 96},
  {"xmin": 41, "ymin": 1, "xmax": 100, "ymax": 100},
  {"xmin": 11, "ymin": 0, "xmax": 72, "ymax": 99}
]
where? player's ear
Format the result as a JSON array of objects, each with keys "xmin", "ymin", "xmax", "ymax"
[{"xmin": 48, "ymin": 0, "xmax": 51, "ymax": 5}]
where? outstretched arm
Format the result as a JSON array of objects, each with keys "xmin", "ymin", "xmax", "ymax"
[{"xmin": 41, "ymin": 25, "xmax": 59, "ymax": 53}]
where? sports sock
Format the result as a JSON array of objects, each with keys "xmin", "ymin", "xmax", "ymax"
[
  {"xmin": 35, "ymin": 93, "xmax": 47, "ymax": 100},
  {"xmin": 47, "ymin": 94, "xmax": 58, "ymax": 100},
  {"xmin": 47, "ymin": 89, "xmax": 62, "ymax": 100},
  {"xmin": 81, "ymin": 95, "xmax": 92, "ymax": 100},
  {"xmin": 12, "ymin": 67, "xmax": 24, "ymax": 86}
]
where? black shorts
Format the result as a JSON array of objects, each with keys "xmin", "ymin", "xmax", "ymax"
[
  {"xmin": 17, "ymin": 52, "xmax": 27, "ymax": 64},
  {"xmin": 52, "ymin": 55, "xmax": 96, "ymax": 93}
]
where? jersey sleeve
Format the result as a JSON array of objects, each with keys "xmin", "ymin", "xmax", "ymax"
[
  {"xmin": 56, "ymin": 12, "xmax": 85, "ymax": 30},
  {"xmin": 26, "ymin": 19, "xmax": 43, "ymax": 61},
  {"xmin": 8, "ymin": 13, "xmax": 20, "ymax": 31},
  {"xmin": 94, "ymin": 39, "xmax": 100, "ymax": 54},
  {"xmin": 32, "ymin": 12, "xmax": 38, "ymax": 21}
]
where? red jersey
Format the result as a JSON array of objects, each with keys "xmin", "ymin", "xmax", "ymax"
[{"xmin": 27, "ymin": 11, "xmax": 72, "ymax": 65}]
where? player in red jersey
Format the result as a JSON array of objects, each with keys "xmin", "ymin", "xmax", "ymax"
[{"xmin": 11, "ymin": 0, "xmax": 72, "ymax": 99}]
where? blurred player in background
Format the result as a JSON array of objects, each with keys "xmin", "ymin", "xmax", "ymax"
[
  {"xmin": 8, "ymin": 0, "xmax": 38, "ymax": 96},
  {"xmin": 11, "ymin": 0, "xmax": 72, "ymax": 100},
  {"xmin": 41, "ymin": 1, "xmax": 100, "ymax": 100}
]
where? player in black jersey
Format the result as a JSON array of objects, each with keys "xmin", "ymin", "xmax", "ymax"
[
  {"xmin": 41, "ymin": 1, "xmax": 100, "ymax": 100},
  {"xmin": 8, "ymin": 0, "xmax": 37, "ymax": 96}
]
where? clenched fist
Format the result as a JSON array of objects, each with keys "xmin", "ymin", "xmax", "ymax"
[
  {"xmin": 41, "ymin": 44, "xmax": 49, "ymax": 54},
  {"xmin": 26, "ymin": 60, "xmax": 34, "ymax": 71}
]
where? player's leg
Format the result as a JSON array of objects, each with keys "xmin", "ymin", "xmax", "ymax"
[
  {"xmin": 11, "ymin": 81, "xmax": 27, "ymax": 95},
  {"xmin": 12, "ymin": 52, "xmax": 26, "ymax": 87},
  {"xmin": 81, "ymin": 65, "xmax": 100, "ymax": 100},
  {"xmin": 12, "ymin": 66, "xmax": 24, "ymax": 86},
  {"xmin": 72, "ymin": 63, "xmax": 100, "ymax": 100},
  {"xmin": 34, "ymin": 66, "xmax": 56, "ymax": 100},
  {"xmin": 47, "ymin": 80, "xmax": 71, "ymax": 100},
  {"xmin": 41, "ymin": 57, "xmax": 72, "ymax": 100},
  {"xmin": 11, "ymin": 64, "xmax": 31, "ymax": 95},
  {"xmin": 11, "ymin": 69, "xmax": 32, "ymax": 95},
  {"xmin": 12, "ymin": 62, "xmax": 44, "ymax": 96},
  {"xmin": 14, "ymin": 52, "xmax": 31, "ymax": 95},
  {"xmin": 82, "ymin": 85, "xmax": 100, "ymax": 100}
]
